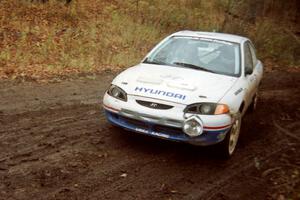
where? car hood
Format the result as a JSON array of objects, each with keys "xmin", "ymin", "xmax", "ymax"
[{"xmin": 112, "ymin": 64, "xmax": 238, "ymax": 105}]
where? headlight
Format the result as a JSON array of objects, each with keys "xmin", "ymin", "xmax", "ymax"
[
  {"xmin": 184, "ymin": 103, "xmax": 229, "ymax": 115},
  {"xmin": 107, "ymin": 85, "xmax": 127, "ymax": 102},
  {"xmin": 183, "ymin": 116, "xmax": 204, "ymax": 137}
]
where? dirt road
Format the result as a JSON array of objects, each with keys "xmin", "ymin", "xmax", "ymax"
[{"xmin": 0, "ymin": 70, "xmax": 299, "ymax": 200}]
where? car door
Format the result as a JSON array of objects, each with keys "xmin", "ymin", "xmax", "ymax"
[{"xmin": 244, "ymin": 41, "xmax": 257, "ymax": 107}]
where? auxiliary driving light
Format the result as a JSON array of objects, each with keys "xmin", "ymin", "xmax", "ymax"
[{"xmin": 183, "ymin": 116, "xmax": 204, "ymax": 137}]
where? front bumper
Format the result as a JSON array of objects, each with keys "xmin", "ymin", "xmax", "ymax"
[
  {"xmin": 104, "ymin": 109, "xmax": 232, "ymax": 146},
  {"xmin": 103, "ymin": 93, "xmax": 233, "ymax": 146}
]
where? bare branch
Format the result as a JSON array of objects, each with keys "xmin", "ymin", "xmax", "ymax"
[{"xmin": 274, "ymin": 121, "xmax": 300, "ymax": 142}]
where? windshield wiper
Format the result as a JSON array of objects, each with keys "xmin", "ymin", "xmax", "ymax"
[
  {"xmin": 143, "ymin": 58, "xmax": 167, "ymax": 66},
  {"xmin": 173, "ymin": 62, "xmax": 216, "ymax": 73}
]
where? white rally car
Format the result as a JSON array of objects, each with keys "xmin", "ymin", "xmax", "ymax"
[{"xmin": 103, "ymin": 31, "xmax": 263, "ymax": 157}]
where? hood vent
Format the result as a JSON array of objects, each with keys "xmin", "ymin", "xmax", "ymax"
[{"xmin": 136, "ymin": 100, "xmax": 173, "ymax": 110}]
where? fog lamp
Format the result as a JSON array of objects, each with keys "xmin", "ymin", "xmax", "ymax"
[{"xmin": 183, "ymin": 116, "xmax": 203, "ymax": 137}]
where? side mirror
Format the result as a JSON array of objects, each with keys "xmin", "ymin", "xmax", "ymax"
[{"xmin": 245, "ymin": 66, "xmax": 253, "ymax": 75}]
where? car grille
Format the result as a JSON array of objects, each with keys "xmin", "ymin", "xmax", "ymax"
[
  {"xmin": 136, "ymin": 100, "xmax": 173, "ymax": 110},
  {"xmin": 152, "ymin": 125, "xmax": 183, "ymax": 136},
  {"xmin": 122, "ymin": 116, "xmax": 149, "ymax": 130}
]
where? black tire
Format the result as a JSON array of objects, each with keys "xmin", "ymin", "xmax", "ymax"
[
  {"xmin": 217, "ymin": 112, "xmax": 242, "ymax": 159},
  {"xmin": 248, "ymin": 92, "xmax": 258, "ymax": 113}
]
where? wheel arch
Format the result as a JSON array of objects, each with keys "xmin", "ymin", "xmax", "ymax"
[{"xmin": 239, "ymin": 101, "xmax": 245, "ymax": 114}]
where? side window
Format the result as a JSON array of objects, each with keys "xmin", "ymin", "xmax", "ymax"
[
  {"xmin": 249, "ymin": 43, "xmax": 258, "ymax": 66},
  {"xmin": 244, "ymin": 42, "xmax": 253, "ymax": 74}
]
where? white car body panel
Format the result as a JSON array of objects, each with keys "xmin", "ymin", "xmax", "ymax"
[{"xmin": 112, "ymin": 63, "xmax": 238, "ymax": 105}]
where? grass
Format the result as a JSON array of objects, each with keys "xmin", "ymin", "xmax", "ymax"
[{"xmin": 0, "ymin": 0, "xmax": 299, "ymax": 80}]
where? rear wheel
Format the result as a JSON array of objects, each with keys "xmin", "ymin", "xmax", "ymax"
[
  {"xmin": 249, "ymin": 92, "xmax": 258, "ymax": 112},
  {"xmin": 218, "ymin": 112, "xmax": 242, "ymax": 159}
]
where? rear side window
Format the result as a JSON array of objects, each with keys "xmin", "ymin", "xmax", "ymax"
[
  {"xmin": 249, "ymin": 43, "xmax": 258, "ymax": 66},
  {"xmin": 244, "ymin": 42, "xmax": 253, "ymax": 73}
]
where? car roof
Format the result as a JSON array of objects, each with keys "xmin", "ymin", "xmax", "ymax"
[{"xmin": 172, "ymin": 30, "xmax": 249, "ymax": 44}]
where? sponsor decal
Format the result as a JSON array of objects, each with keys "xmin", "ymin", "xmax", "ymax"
[
  {"xmin": 134, "ymin": 87, "xmax": 186, "ymax": 100},
  {"xmin": 135, "ymin": 128, "xmax": 148, "ymax": 134},
  {"xmin": 234, "ymin": 88, "xmax": 243, "ymax": 95},
  {"xmin": 217, "ymin": 133, "xmax": 226, "ymax": 140},
  {"xmin": 135, "ymin": 128, "xmax": 170, "ymax": 138}
]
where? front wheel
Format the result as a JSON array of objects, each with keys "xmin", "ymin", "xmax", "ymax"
[{"xmin": 217, "ymin": 112, "xmax": 242, "ymax": 159}]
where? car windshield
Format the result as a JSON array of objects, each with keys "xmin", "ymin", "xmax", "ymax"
[{"xmin": 144, "ymin": 36, "xmax": 241, "ymax": 77}]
